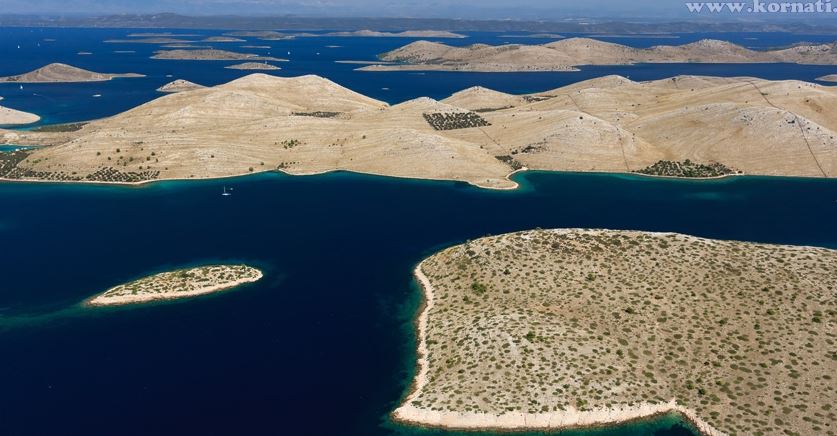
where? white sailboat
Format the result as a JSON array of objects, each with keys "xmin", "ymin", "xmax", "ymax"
[{"xmin": 222, "ymin": 186, "xmax": 231, "ymax": 196}]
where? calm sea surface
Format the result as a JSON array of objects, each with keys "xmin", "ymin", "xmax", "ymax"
[{"xmin": 1, "ymin": 28, "xmax": 836, "ymax": 436}]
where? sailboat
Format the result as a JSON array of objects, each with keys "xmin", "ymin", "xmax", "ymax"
[{"xmin": 222, "ymin": 186, "xmax": 231, "ymax": 196}]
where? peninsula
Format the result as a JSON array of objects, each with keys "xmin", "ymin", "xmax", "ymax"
[
  {"xmin": 360, "ymin": 38, "xmax": 837, "ymax": 72},
  {"xmin": 151, "ymin": 49, "xmax": 285, "ymax": 61},
  {"xmin": 1, "ymin": 74, "xmax": 836, "ymax": 187},
  {"xmin": 87, "ymin": 264, "xmax": 263, "ymax": 306},
  {"xmin": 0, "ymin": 98, "xmax": 40, "ymax": 125},
  {"xmin": 0, "ymin": 63, "xmax": 145, "ymax": 83},
  {"xmin": 396, "ymin": 229, "xmax": 837, "ymax": 435},
  {"xmin": 225, "ymin": 62, "xmax": 281, "ymax": 70},
  {"xmin": 818, "ymin": 74, "xmax": 837, "ymax": 82}
]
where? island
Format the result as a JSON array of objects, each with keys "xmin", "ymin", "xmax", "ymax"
[
  {"xmin": 395, "ymin": 229, "xmax": 836, "ymax": 435},
  {"xmin": 358, "ymin": 38, "xmax": 837, "ymax": 72},
  {"xmin": 156, "ymin": 79, "xmax": 206, "ymax": 93},
  {"xmin": 323, "ymin": 30, "xmax": 466, "ymax": 38},
  {"xmin": 818, "ymin": 74, "xmax": 837, "ymax": 83},
  {"xmin": 104, "ymin": 37, "xmax": 195, "ymax": 44},
  {"xmin": 86, "ymin": 264, "xmax": 263, "ymax": 306},
  {"xmin": 1, "ymin": 73, "xmax": 835, "ymax": 187},
  {"xmin": 499, "ymin": 33, "xmax": 565, "ymax": 38},
  {"xmin": 127, "ymin": 32, "xmax": 202, "ymax": 38},
  {"xmin": 0, "ymin": 63, "xmax": 145, "ymax": 83},
  {"xmin": 202, "ymin": 36, "xmax": 246, "ymax": 43},
  {"xmin": 225, "ymin": 62, "xmax": 281, "ymax": 70},
  {"xmin": 151, "ymin": 49, "xmax": 285, "ymax": 61},
  {"xmin": 0, "ymin": 97, "xmax": 40, "ymax": 125},
  {"xmin": 223, "ymin": 30, "xmax": 293, "ymax": 40}
]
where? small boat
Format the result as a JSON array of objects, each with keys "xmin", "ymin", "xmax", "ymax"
[
  {"xmin": 92, "ymin": 94, "xmax": 102, "ymax": 98},
  {"xmin": 222, "ymin": 186, "xmax": 231, "ymax": 196}
]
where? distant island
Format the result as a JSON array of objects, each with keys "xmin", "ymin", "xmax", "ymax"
[
  {"xmin": 395, "ymin": 229, "xmax": 836, "ymax": 435},
  {"xmin": 225, "ymin": 62, "xmax": 281, "ymax": 70},
  {"xmin": 105, "ymin": 37, "xmax": 195, "ymax": 44},
  {"xmin": 202, "ymin": 36, "xmax": 246, "ymax": 43},
  {"xmin": 87, "ymin": 264, "xmax": 262, "ymax": 306},
  {"xmin": 126, "ymin": 32, "xmax": 202, "ymax": 38},
  {"xmin": 0, "ymin": 97, "xmax": 40, "ymax": 125},
  {"xmin": 818, "ymin": 74, "xmax": 837, "ymax": 83},
  {"xmin": 157, "ymin": 79, "xmax": 206, "ymax": 93},
  {"xmin": 499, "ymin": 33, "xmax": 565, "ymax": 38},
  {"xmin": 0, "ymin": 63, "xmax": 145, "ymax": 83},
  {"xmin": 2, "ymin": 74, "xmax": 835, "ymax": 187},
  {"xmin": 4, "ymin": 13, "xmax": 837, "ymax": 35},
  {"xmin": 223, "ymin": 30, "xmax": 293, "ymax": 40},
  {"xmin": 359, "ymin": 38, "xmax": 837, "ymax": 72},
  {"xmin": 324, "ymin": 29, "xmax": 466, "ymax": 38},
  {"xmin": 221, "ymin": 29, "xmax": 466, "ymax": 39},
  {"xmin": 151, "ymin": 49, "xmax": 285, "ymax": 61}
]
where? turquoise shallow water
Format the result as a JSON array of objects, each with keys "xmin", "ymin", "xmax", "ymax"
[{"xmin": 0, "ymin": 170, "xmax": 835, "ymax": 435}]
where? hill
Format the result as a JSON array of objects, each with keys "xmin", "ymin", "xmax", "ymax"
[
  {"xmin": 0, "ymin": 63, "xmax": 144, "ymax": 83},
  {"xmin": 361, "ymin": 37, "xmax": 837, "ymax": 72},
  {"xmin": 157, "ymin": 79, "xmax": 206, "ymax": 93},
  {"xmin": 2, "ymin": 74, "xmax": 836, "ymax": 187}
]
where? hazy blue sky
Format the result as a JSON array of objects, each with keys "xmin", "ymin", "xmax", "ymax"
[{"xmin": 0, "ymin": 0, "xmax": 704, "ymax": 19}]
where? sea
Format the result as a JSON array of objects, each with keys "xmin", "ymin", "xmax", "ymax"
[{"xmin": 1, "ymin": 27, "xmax": 836, "ymax": 436}]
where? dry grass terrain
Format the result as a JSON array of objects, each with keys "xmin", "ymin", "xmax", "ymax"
[
  {"xmin": 397, "ymin": 229, "xmax": 836, "ymax": 436},
  {"xmin": 87, "ymin": 265, "xmax": 262, "ymax": 306},
  {"xmin": 0, "ymin": 63, "xmax": 144, "ymax": 83},
  {"xmin": 2, "ymin": 73, "xmax": 837, "ymax": 187},
  {"xmin": 360, "ymin": 38, "xmax": 837, "ymax": 72}
]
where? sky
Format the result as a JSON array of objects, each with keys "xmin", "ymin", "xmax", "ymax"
[{"xmin": 0, "ymin": 0, "xmax": 714, "ymax": 19}]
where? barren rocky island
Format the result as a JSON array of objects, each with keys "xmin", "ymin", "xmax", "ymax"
[
  {"xmin": 87, "ymin": 265, "xmax": 263, "ymax": 306},
  {"xmin": 396, "ymin": 229, "xmax": 836, "ymax": 435},
  {"xmin": 0, "ymin": 63, "xmax": 144, "ymax": 83},
  {"xmin": 1, "ymin": 73, "xmax": 835, "ymax": 186},
  {"xmin": 360, "ymin": 38, "xmax": 837, "ymax": 72}
]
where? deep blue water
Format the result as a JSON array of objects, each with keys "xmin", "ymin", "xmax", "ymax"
[
  {"xmin": 2, "ymin": 28, "xmax": 837, "ymax": 436},
  {"xmin": 1, "ymin": 171, "xmax": 836, "ymax": 436},
  {"xmin": 0, "ymin": 27, "xmax": 835, "ymax": 125}
]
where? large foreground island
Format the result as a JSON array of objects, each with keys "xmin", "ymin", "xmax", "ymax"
[
  {"xmin": 87, "ymin": 265, "xmax": 263, "ymax": 306},
  {"xmin": 2, "ymin": 74, "xmax": 836, "ymax": 188},
  {"xmin": 396, "ymin": 230, "xmax": 836, "ymax": 435}
]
